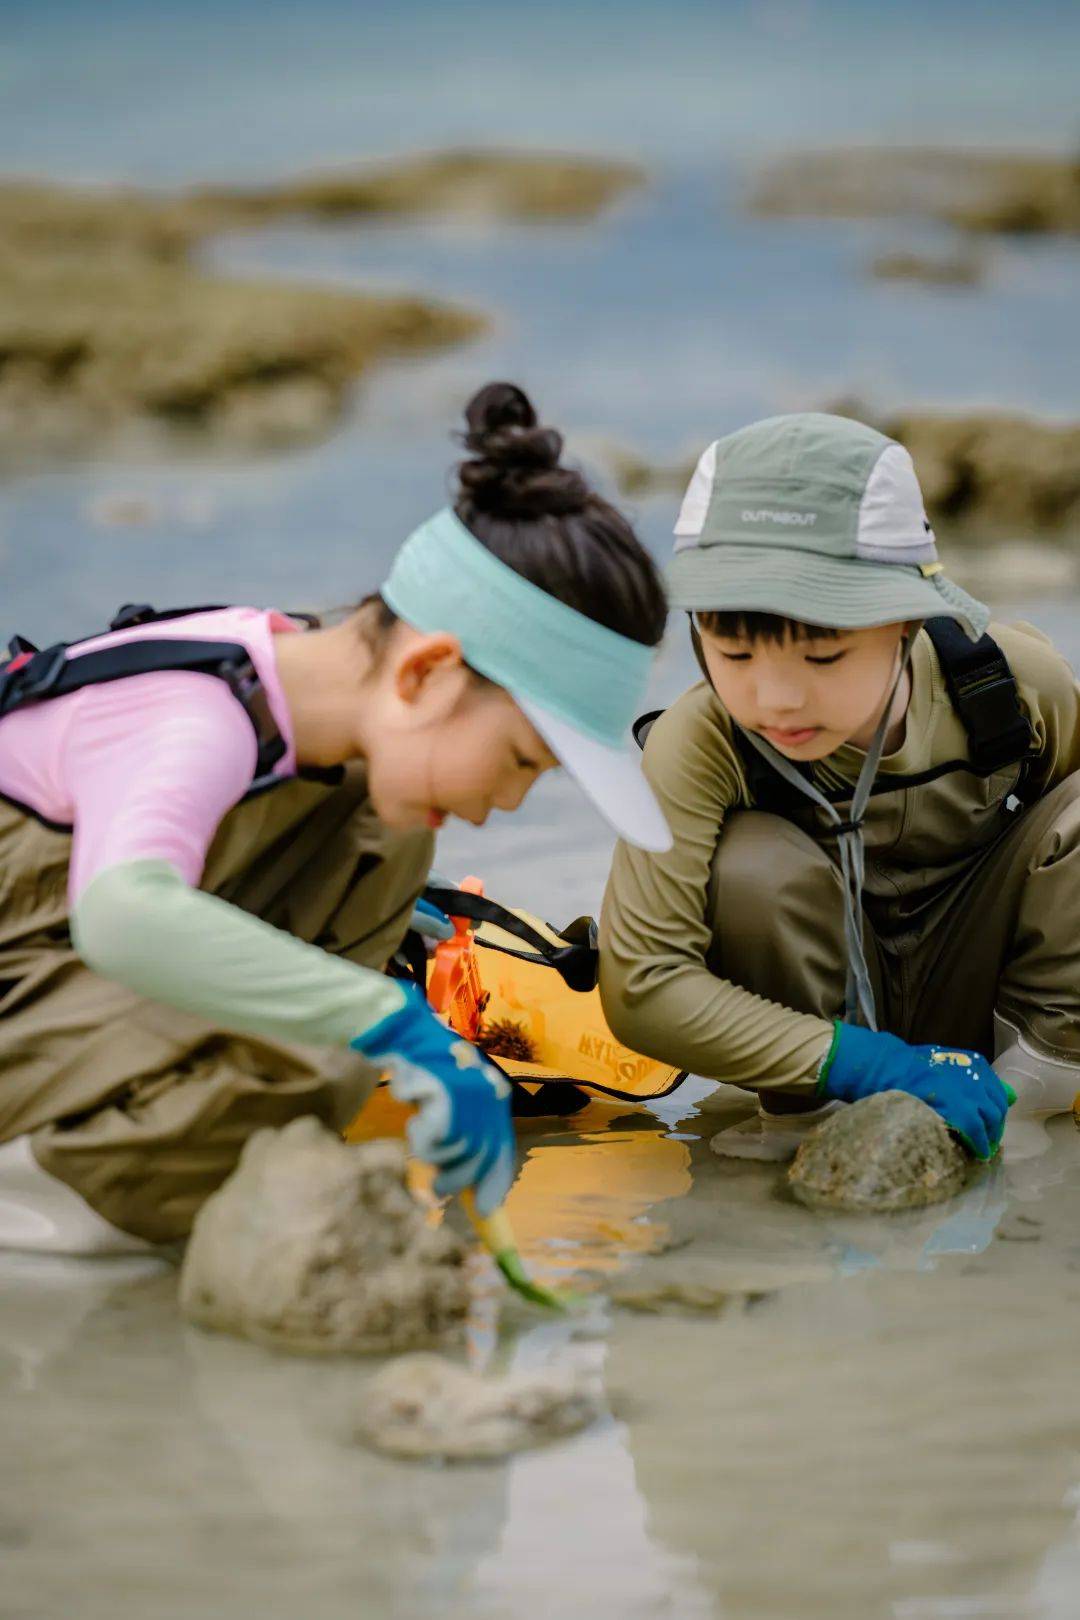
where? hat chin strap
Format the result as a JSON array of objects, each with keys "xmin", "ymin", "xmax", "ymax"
[{"xmin": 736, "ymin": 632, "xmax": 915, "ymax": 1031}]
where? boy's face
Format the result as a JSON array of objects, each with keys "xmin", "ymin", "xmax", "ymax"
[{"xmin": 697, "ymin": 619, "xmax": 911, "ymax": 760}]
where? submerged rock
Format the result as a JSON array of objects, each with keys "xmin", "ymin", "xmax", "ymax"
[
  {"xmin": 610, "ymin": 1259, "xmax": 753, "ymax": 1315},
  {"xmin": 870, "ymin": 248, "xmax": 983, "ymax": 286},
  {"xmin": 355, "ymin": 1352, "xmax": 602, "ymax": 1461},
  {"xmin": 788, "ymin": 1092, "xmax": 968, "ymax": 1213},
  {"xmin": 179, "ymin": 1119, "xmax": 469, "ymax": 1354}
]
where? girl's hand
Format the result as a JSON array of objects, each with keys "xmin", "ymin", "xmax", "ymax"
[{"xmin": 351, "ymin": 984, "xmax": 515, "ymax": 1214}]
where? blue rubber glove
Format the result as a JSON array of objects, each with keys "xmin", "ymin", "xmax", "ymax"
[
  {"xmin": 820, "ymin": 1021, "xmax": 1014, "ymax": 1161},
  {"xmin": 408, "ymin": 897, "xmax": 455, "ymax": 944},
  {"xmin": 351, "ymin": 983, "xmax": 515, "ymax": 1214}
]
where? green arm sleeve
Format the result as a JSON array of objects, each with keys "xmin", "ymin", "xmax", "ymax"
[
  {"xmin": 71, "ymin": 858, "xmax": 406, "ymax": 1046},
  {"xmin": 599, "ymin": 687, "xmax": 833, "ymax": 1094}
]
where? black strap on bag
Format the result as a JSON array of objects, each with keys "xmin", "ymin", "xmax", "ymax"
[
  {"xmin": 422, "ymin": 884, "xmax": 599, "ymax": 993},
  {"xmin": 636, "ymin": 618, "xmax": 1037, "ymax": 826}
]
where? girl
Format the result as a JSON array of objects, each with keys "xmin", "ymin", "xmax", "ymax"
[{"xmin": 0, "ymin": 382, "xmax": 670, "ymax": 1253}]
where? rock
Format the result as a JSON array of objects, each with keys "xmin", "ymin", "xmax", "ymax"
[
  {"xmin": 750, "ymin": 148, "xmax": 1080, "ymax": 235},
  {"xmin": 179, "ymin": 1118, "xmax": 470, "ymax": 1355},
  {"xmin": 947, "ymin": 537, "xmax": 1080, "ymax": 601},
  {"xmin": 835, "ymin": 404, "xmax": 1080, "ymax": 537},
  {"xmin": 0, "ymin": 179, "xmax": 191, "ymax": 263},
  {"xmin": 0, "ymin": 249, "xmax": 480, "ymax": 465},
  {"xmin": 354, "ymin": 1352, "xmax": 602, "ymax": 1461},
  {"xmin": 0, "ymin": 151, "xmax": 641, "ymax": 258},
  {"xmin": 0, "ymin": 148, "xmax": 641, "ymax": 467},
  {"xmin": 185, "ymin": 149, "xmax": 645, "ymax": 227},
  {"xmin": 870, "ymin": 248, "xmax": 983, "ymax": 286},
  {"xmin": 787, "ymin": 1092, "xmax": 968, "ymax": 1213},
  {"xmin": 208, "ymin": 375, "xmax": 343, "ymax": 449}
]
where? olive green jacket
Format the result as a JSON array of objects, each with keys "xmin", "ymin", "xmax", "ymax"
[{"xmin": 600, "ymin": 622, "xmax": 1080, "ymax": 1091}]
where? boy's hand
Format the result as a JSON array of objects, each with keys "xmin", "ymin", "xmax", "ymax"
[
  {"xmin": 820, "ymin": 1022, "xmax": 1013, "ymax": 1160},
  {"xmin": 408, "ymin": 896, "xmax": 456, "ymax": 945},
  {"xmin": 350, "ymin": 983, "xmax": 515, "ymax": 1214}
]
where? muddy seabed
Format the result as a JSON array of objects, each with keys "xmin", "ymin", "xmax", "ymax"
[{"xmin": 4, "ymin": 1085, "xmax": 1080, "ymax": 1620}]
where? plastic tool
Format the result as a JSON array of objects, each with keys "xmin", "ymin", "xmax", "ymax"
[
  {"xmin": 427, "ymin": 875, "xmax": 489, "ymax": 1041},
  {"xmin": 460, "ymin": 1189, "xmax": 583, "ymax": 1312}
]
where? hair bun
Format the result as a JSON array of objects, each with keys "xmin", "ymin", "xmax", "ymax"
[{"xmin": 458, "ymin": 381, "xmax": 588, "ymax": 519}]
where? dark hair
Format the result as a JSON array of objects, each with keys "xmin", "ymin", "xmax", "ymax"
[
  {"xmin": 453, "ymin": 382, "xmax": 666, "ymax": 646},
  {"xmin": 695, "ymin": 610, "xmax": 841, "ymax": 645},
  {"xmin": 357, "ymin": 382, "xmax": 666, "ymax": 654}
]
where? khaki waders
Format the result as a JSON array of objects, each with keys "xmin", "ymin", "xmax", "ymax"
[
  {"xmin": 706, "ymin": 770, "xmax": 1080, "ymax": 1099},
  {"xmin": 0, "ymin": 768, "xmax": 433, "ymax": 1244}
]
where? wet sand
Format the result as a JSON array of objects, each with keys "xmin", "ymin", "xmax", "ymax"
[{"xmin": 4, "ymin": 1084, "xmax": 1080, "ymax": 1620}]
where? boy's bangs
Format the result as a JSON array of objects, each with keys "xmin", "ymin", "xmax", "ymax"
[{"xmin": 695, "ymin": 610, "xmax": 841, "ymax": 645}]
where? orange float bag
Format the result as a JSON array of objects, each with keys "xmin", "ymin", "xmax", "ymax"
[{"xmin": 422, "ymin": 879, "xmax": 685, "ymax": 1105}]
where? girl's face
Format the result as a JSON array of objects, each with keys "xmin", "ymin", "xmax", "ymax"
[
  {"xmin": 361, "ymin": 629, "xmax": 559, "ymax": 831},
  {"xmin": 698, "ymin": 619, "xmax": 911, "ymax": 760}
]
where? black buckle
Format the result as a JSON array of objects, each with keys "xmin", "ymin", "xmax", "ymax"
[
  {"xmin": 15, "ymin": 644, "xmax": 68, "ymax": 700},
  {"xmin": 109, "ymin": 603, "xmax": 156, "ymax": 631},
  {"xmin": 217, "ymin": 654, "xmax": 286, "ymax": 779}
]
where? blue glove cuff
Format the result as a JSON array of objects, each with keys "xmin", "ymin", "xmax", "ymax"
[
  {"xmin": 815, "ymin": 1021, "xmax": 844, "ymax": 1096},
  {"xmin": 350, "ymin": 982, "xmax": 431, "ymax": 1058}
]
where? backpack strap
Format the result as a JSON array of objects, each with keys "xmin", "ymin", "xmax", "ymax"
[
  {"xmin": 107, "ymin": 602, "xmax": 321, "ymax": 633},
  {"xmin": 634, "ymin": 705, "xmax": 815, "ymax": 817},
  {"xmin": 731, "ymin": 728, "xmax": 817, "ymax": 817},
  {"xmin": 632, "ymin": 710, "xmax": 664, "ymax": 749},
  {"xmin": 0, "ymin": 634, "xmax": 286, "ymax": 788},
  {"xmin": 924, "ymin": 617, "xmax": 1035, "ymax": 773}
]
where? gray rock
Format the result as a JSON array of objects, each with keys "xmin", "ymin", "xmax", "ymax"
[
  {"xmin": 354, "ymin": 1352, "xmax": 602, "ymax": 1462},
  {"xmin": 179, "ymin": 1118, "xmax": 469, "ymax": 1354},
  {"xmin": 788, "ymin": 1092, "xmax": 968, "ymax": 1213}
]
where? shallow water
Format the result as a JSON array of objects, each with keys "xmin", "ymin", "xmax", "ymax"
[{"xmin": 5, "ymin": 1090, "xmax": 1080, "ymax": 1620}]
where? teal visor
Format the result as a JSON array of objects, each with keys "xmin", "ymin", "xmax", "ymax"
[{"xmin": 381, "ymin": 508, "xmax": 671, "ymax": 851}]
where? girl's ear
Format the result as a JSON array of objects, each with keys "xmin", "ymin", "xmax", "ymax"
[{"xmin": 393, "ymin": 632, "xmax": 466, "ymax": 703}]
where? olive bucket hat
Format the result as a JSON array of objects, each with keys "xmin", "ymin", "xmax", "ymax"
[{"xmin": 668, "ymin": 412, "xmax": 989, "ymax": 640}]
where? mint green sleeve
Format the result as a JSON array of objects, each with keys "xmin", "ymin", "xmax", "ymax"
[{"xmin": 71, "ymin": 859, "xmax": 407, "ymax": 1046}]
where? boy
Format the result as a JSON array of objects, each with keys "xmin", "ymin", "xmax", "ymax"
[{"xmin": 600, "ymin": 413, "xmax": 1080, "ymax": 1161}]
